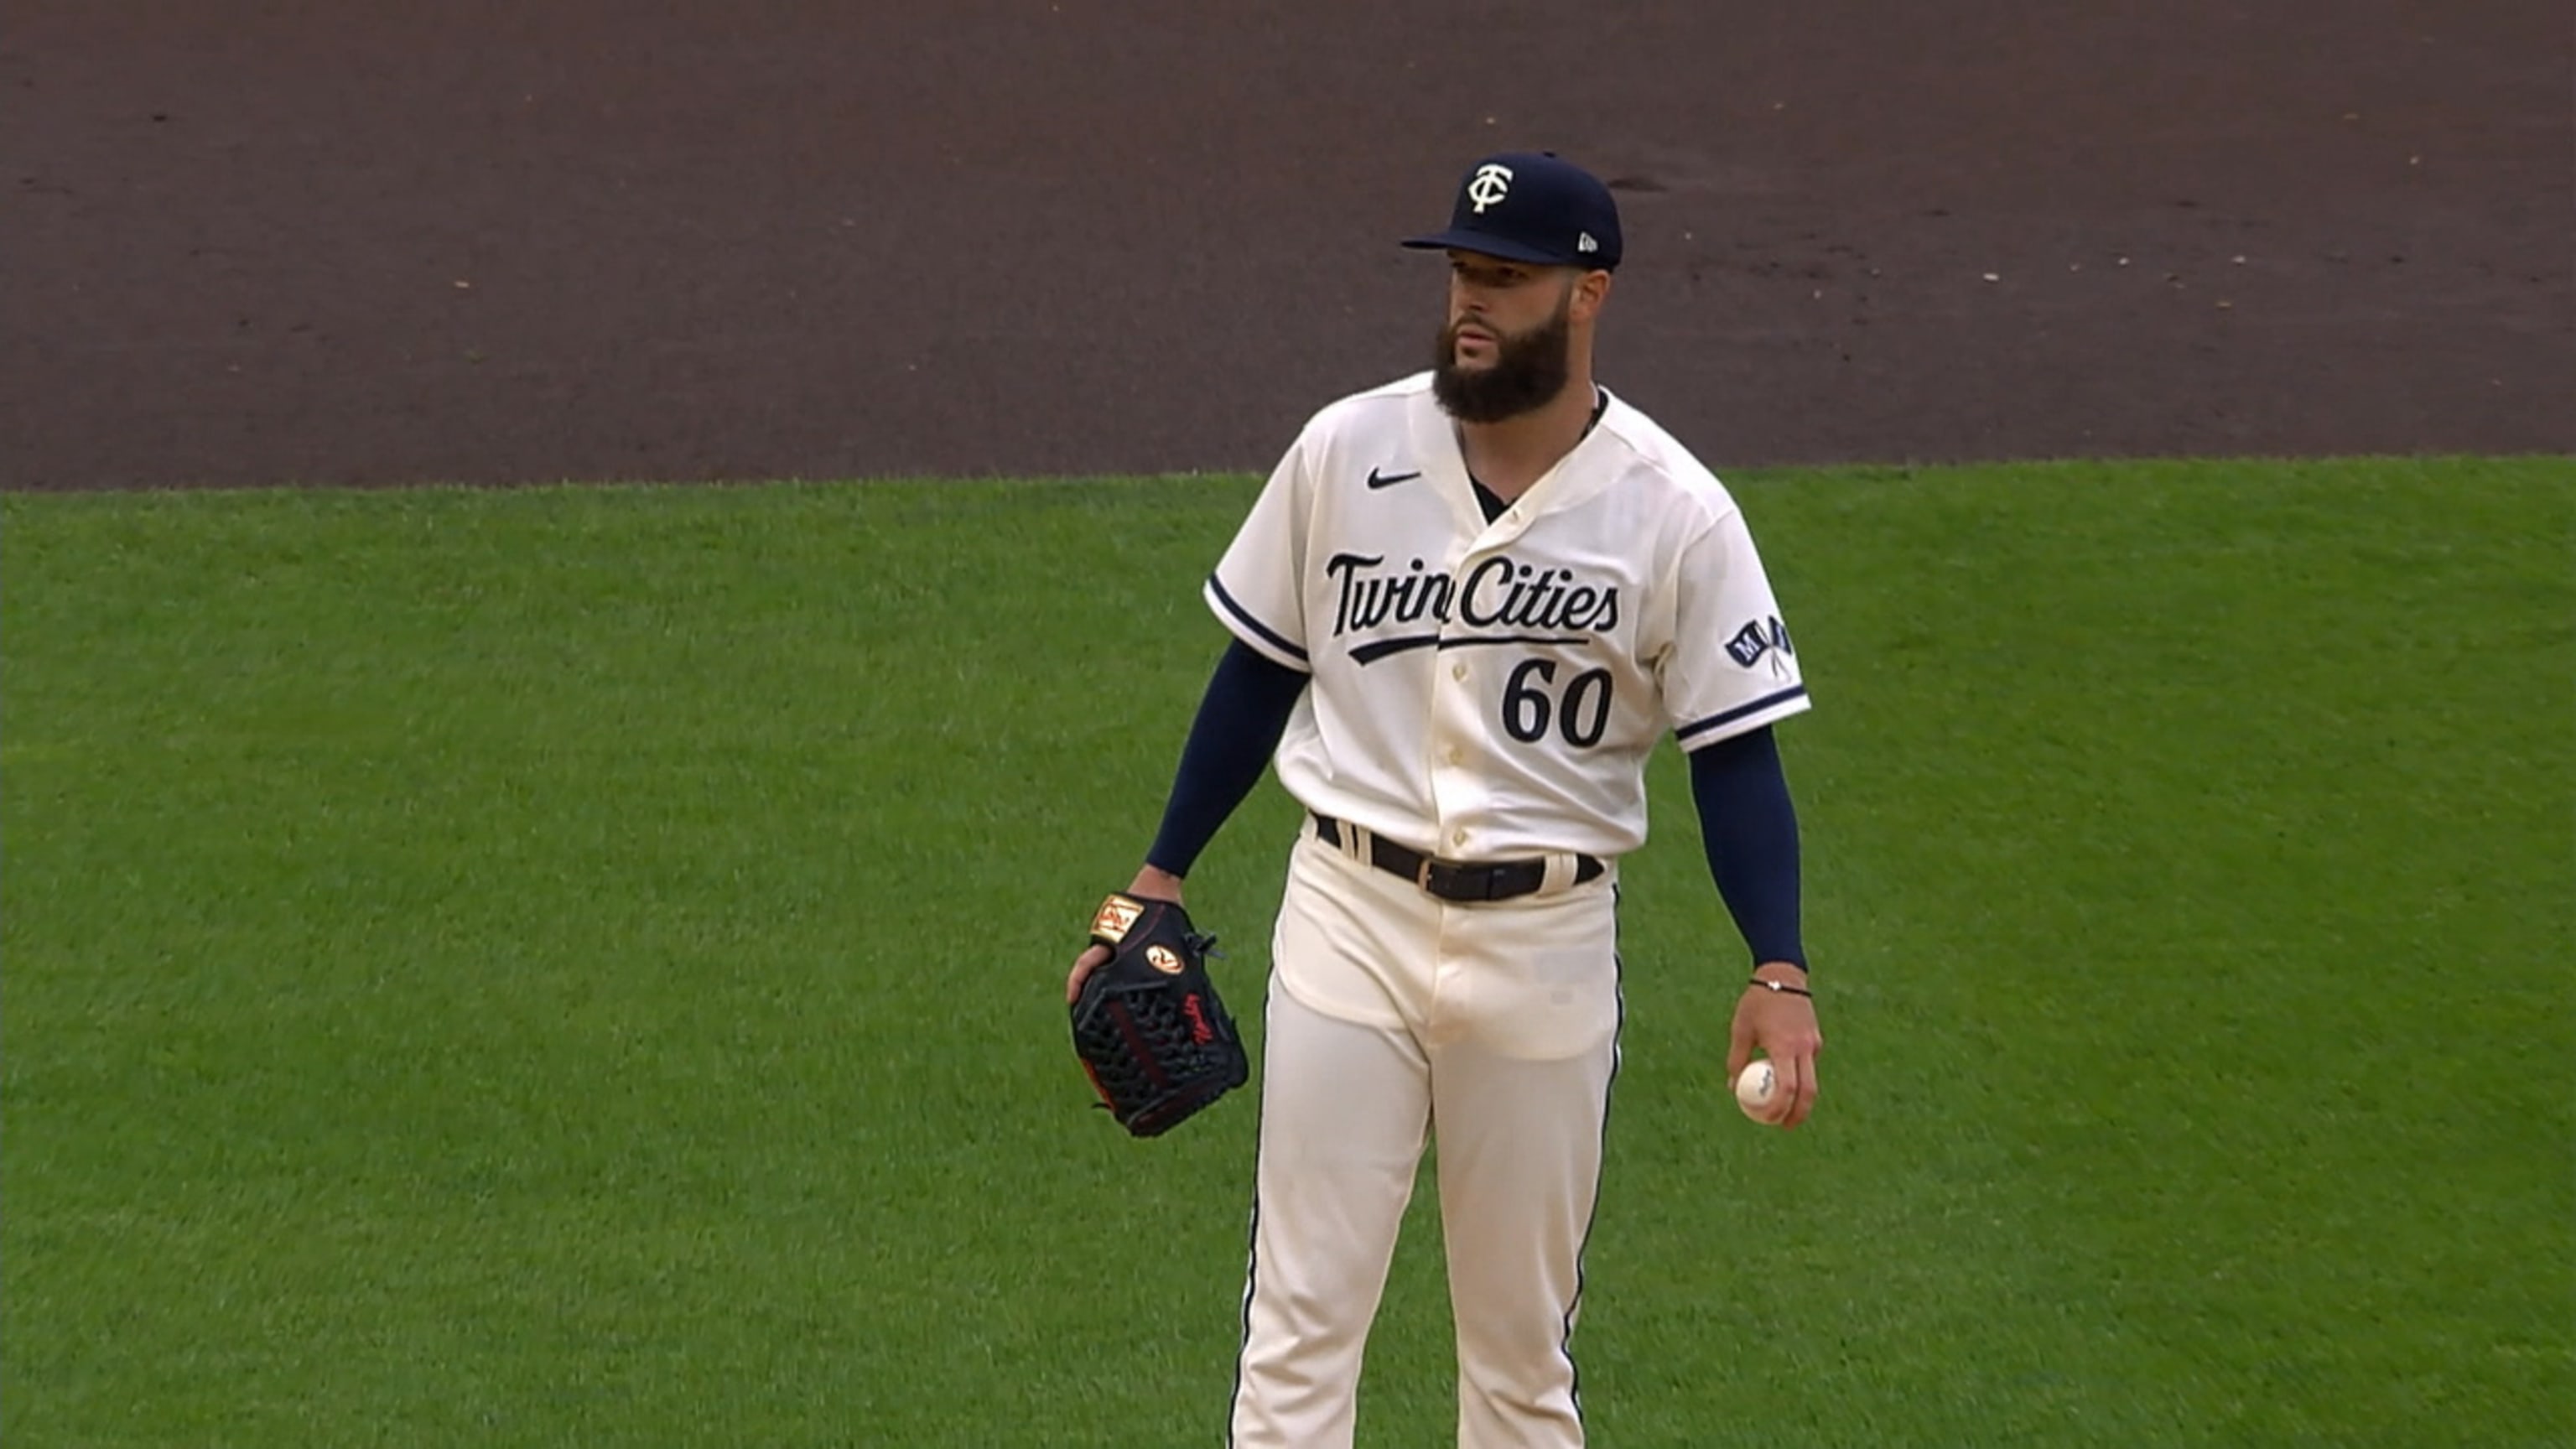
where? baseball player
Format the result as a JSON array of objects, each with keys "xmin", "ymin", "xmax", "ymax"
[{"xmin": 1067, "ymin": 151, "xmax": 1824, "ymax": 1448}]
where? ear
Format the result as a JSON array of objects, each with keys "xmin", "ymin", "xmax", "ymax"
[{"xmin": 1569, "ymin": 269, "xmax": 1613, "ymax": 323}]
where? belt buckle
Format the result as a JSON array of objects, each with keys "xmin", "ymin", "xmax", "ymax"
[
  {"xmin": 1414, "ymin": 855, "xmax": 1437, "ymax": 893},
  {"xmin": 1418, "ymin": 856, "xmax": 1483, "ymax": 901}
]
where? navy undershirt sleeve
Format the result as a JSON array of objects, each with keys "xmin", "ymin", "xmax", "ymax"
[
  {"xmin": 1144, "ymin": 639, "xmax": 1310, "ymax": 878},
  {"xmin": 1688, "ymin": 724, "xmax": 1808, "ymax": 971}
]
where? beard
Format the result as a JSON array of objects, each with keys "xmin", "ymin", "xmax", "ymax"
[{"xmin": 1431, "ymin": 296, "xmax": 1574, "ymax": 423}]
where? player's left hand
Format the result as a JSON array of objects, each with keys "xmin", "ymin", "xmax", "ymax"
[{"xmin": 1727, "ymin": 965, "xmax": 1822, "ymax": 1129}]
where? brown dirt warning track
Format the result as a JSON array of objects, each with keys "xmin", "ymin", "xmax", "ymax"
[{"xmin": 5, "ymin": 1, "xmax": 2569, "ymax": 490}]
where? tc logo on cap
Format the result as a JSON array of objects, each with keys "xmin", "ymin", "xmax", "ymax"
[{"xmin": 1400, "ymin": 151, "xmax": 1624, "ymax": 271}]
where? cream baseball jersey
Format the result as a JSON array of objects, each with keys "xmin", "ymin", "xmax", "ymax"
[{"xmin": 1205, "ymin": 371, "xmax": 1809, "ymax": 861}]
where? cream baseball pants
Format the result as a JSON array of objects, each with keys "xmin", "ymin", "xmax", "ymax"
[{"xmin": 1228, "ymin": 828, "xmax": 1622, "ymax": 1449}]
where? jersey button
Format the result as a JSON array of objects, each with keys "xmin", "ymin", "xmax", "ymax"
[
  {"xmin": 1443, "ymin": 745, "xmax": 1463, "ymax": 766},
  {"xmin": 1452, "ymin": 662, "xmax": 1469, "ymax": 682},
  {"xmin": 1451, "ymin": 828, "xmax": 1470, "ymax": 848}
]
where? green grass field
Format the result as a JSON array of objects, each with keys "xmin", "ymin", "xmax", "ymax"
[{"xmin": 5, "ymin": 458, "xmax": 2570, "ymax": 1447}]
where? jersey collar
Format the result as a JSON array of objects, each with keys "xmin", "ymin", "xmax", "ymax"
[{"xmin": 1414, "ymin": 382, "xmax": 1629, "ymax": 538}]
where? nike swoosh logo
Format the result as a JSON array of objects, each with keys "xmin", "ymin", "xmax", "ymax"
[{"xmin": 1366, "ymin": 467, "xmax": 1422, "ymax": 490}]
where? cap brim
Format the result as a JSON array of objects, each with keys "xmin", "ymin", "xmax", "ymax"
[{"xmin": 1399, "ymin": 228, "xmax": 1572, "ymax": 266}]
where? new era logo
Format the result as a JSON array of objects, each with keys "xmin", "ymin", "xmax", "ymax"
[{"xmin": 1577, "ymin": 231, "xmax": 1599, "ymax": 253}]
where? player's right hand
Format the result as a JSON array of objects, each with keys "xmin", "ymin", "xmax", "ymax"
[
  {"xmin": 1066, "ymin": 943, "xmax": 1114, "ymax": 1005},
  {"xmin": 1066, "ymin": 866, "xmax": 1188, "ymax": 1004}
]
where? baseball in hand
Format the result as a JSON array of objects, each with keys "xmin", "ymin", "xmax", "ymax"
[{"xmin": 1734, "ymin": 1059, "xmax": 1778, "ymax": 1119}]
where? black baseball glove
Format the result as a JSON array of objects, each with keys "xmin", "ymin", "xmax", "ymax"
[{"xmin": 1070, "ymin": 892, "xmax": 1249, "ymax": 1138}]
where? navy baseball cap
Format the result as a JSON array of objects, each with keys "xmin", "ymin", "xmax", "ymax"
[{"xmin": 1402, "ymin": 151, "xmax": 1623, "ymax": 271}]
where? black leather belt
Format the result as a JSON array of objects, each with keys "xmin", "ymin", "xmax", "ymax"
[{"xmin": 1312, "ymin": 814, "xmax": 1605, "ymax": 902}]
